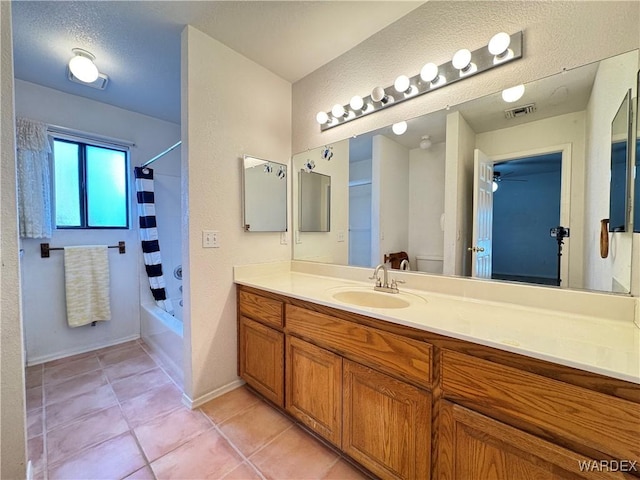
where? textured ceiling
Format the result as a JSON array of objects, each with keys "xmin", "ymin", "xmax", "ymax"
[{"xmin": 11, "ymin": 1, "xmax": 424, "ymax": 124}]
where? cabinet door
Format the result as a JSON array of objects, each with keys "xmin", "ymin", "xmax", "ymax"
[
  {"xmin": 438, "ymin": 401, "xmax": 625, "ymax": 480},
  {"xmin": 239, "ymin": 316, "xmax": 284, "ymax": 407},
  {"xmin": 286, "ymin": 336, "xmax": 342, "ymax": 447},
  {"xmin": 343, "ymin": 360, "xmax": 431, "ymax": 480}
]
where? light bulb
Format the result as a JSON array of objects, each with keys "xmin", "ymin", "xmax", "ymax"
[
  {"xmin": 371, "ymin": 86, "xmax": 388, "ymax": 103},
  {"xmin": 502, "ymin": 84, "xmax": 525, "ymax": 103},
  {"xmin": 316, "ymin": 111, "xmax": 329, "ymax": 125},
  {"xmin": 488, "ymin": 32, "xmax": 511, "ymax": 57},
  {"xmin": 492, "ymin": 181, "xmax": 499, "ymax": 193},
  {"xmin": 419, "ymin": 135, "xmax": 432, "ymax": 150},
  {"xmin": 331, "ymin": 104, "xmax": 346, "ymax": 118},
  {"xmin": 394, "ymin": 75, "xmax": 411, "ymax": 94},
  {"xmin": 350, "ymin": 95, "xmax": 364, "ymax": 111},
  {"xmin": 392, "ymin": 121, "xmax": 408, "ymax": 135},
  {"xmin": 420, "ymin": 63, "xmax": 439, "ymax": 83},
  {"xmin": 452, "ymin": 48, "xmax": 472, "ymax": 71},
  {"xmin": 68, "ymin": 50, "xmax": 99, "ymax": 83}
]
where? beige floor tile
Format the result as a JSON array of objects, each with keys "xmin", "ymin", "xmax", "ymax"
[
  {"xmin": 97, "ymin": 343, "xmax": 150, "ymax": 367},
  {"xmin": 222, "ymin": 462, "xmax": 263, "ymax": 480},
  {"xmin": 47, "ymin": 405, "xmax": 129, "ymax": 465},
  {"xmin": 103, "ymin": 354, "xmax": 157, "ymax": 383},
  {"xmin": 48, "ymin": 432, "xmax": 145, "ymax": 480},
  {"xmin": 322, "ymin": 459, "xmax": 371, "ymax": 479},
  {"xmin": 44, "ymin": 369, "xmax": 108, "ymax": 405},
  {"xmin": 120, "ymin": 383, "xmax": 183, "ymax": 428},
  {"xmin": 220, "ymin": 401, "xmax": 292, "ymax": 457},
  {"xmin": 46, "ymin": 383, "xmax": 118, "ymax": 431},
  {"xmin": 26, "ymin": 386, "xmax": 43, "ymax": 412},
  {"xmin": 44, "ymin": 354, "xmax": 102, "ymax": 385},
  {"xmin": 200, "ymin": 386, "xmax": 260, "ymax": 424},
  {"xmin": 25, "ymin": 365, "xmax": 43, "ymax": 389},
  {"xmin": 150, "ymin": 429, "xmax": 243, "ymax": 480},
  {"xmin": 27, "ymin": 435, "xmax": 45, "ymax": 475},
  {"xmin": 134, "ymin": 407, "xmax": 212, "ymax": 461},
  {"xmin": 110, "ymin": 367, "xmax": 172, "ymax": 403},
  {"xmin": 45, "ymin": 351, "xmax": 97, "ymax": 368},
  {"xmin": 123, "ymin": 465, "xmax": 156, "ymax": 480},
  {"xmin": 250, "ymin": 426, "xmax": 339, "ymax": 480},
  {"xmin": 27, "ymin": 409, "xmax": 43, "ymax": 439}
]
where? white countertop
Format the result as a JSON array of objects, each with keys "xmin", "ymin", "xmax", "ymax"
[{"xmin": 235, "ymin": 265, "xmax": 640, "ymax": 385}]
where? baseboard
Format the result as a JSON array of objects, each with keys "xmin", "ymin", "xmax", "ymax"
[
  {"xmin": 26, "ymin": 334, "xmax": 141, "ymax": 366},
  {"xmin": 182, "ymin": 378, "xmax": 245, "ymax": 409}
]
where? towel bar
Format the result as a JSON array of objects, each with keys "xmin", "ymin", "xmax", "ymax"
[{"xmin": 40, "ymin": 241, "xmax": 126, "ymax": 258}]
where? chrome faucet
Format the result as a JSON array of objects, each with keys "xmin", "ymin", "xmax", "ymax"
[
  {"xmin": 399, "ymin": 259, "xmax": 410, "ymax": 271},
  {"xmin": 370, "ymin": 264, "xmax": 403, "ymax": 293}
]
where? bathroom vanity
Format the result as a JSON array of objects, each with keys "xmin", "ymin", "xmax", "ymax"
[{"xmin": 235, "ymin": 263, "xmax": 639, "ymax": 480}]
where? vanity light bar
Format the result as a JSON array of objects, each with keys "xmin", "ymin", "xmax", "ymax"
[{"xmin": 317, "ymin": 31, "xmax": 523, "ymax": 131}]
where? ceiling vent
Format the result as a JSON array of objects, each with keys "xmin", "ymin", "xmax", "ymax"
[
  {"xmin": 67, "ymin": 67, "xmax": 109, "ymax": 90},
  {"xmin": 504, "ymin": 103, "xmax": 536, "ymax": 119}
]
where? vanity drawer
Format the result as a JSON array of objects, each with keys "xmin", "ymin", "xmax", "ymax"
[
  {"xmin": 286, "ymin": 305, "xmax": 432, "ymax": 388},
  {"xmin": 441, "ymin": 350, "xmax": 640, "ymax": 462},
  {"xmin": 239, "ymin": 290, "xmax": 283, "ymax": 328}
]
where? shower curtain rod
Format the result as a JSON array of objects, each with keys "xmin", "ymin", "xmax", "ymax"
[{"xmin": 141, "ymin": 141, "xmax": 182, "ymax": 168}]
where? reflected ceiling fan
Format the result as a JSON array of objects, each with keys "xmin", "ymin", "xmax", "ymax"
[{"xmin": 492, "ymin": 170, "xmax": 526, "ymax": 192}]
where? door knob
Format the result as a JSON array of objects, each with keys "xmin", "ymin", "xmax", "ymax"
[{"xmin": 467, "ymin": 246, "xmax": 485, "ymax": 253}]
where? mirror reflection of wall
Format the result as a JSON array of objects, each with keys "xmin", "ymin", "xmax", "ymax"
[
  {"xmin": 242, "ymin": 156, "xmax": 287, "ymax": 232},
  {"xmin": 292, "ymin": 49, "xmax": 640, "ymax": 295},
  {"xmin": 635, "ymin": 70, "xmax": 640, "ymax": 233}
]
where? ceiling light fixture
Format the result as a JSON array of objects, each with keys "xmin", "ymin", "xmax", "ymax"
[
  {"xmin": 68, "ymin": 48, "xmax": 100, "ymax": 83},
  {"xmin": 419, "ymin": 135, "xmax": 432, "ymax": 150},
  {"xmin": 392, "ymin": 121, "xmax": 408, "ymax": 135},
  {"xmin": 502, "ymin": 84, "xmax": 525, "ymax": 103},
  {"xmin": 316, "ymin": 31, "xmax": 524, "ymax": 131}
]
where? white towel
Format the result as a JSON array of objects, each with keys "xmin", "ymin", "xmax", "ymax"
[{"xmin": 64, "ymin": 246, "xmax": 112, "ymax": 327}]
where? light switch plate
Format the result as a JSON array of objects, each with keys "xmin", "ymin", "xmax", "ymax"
[{"xmin": 203, "ymin": 230, "xmax": 219, "ymax": 248}]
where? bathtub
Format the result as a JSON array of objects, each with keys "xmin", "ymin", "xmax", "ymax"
[{"xmin": 141, "ymin": 301, "xmax": 183, "ymax": 388}]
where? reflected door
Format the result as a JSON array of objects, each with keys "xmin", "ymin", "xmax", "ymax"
[
  {"xmin": 348, "ymin": 183, "xmax": 372, "ymax": 267},
  {"xmin": 472, "ymin": 149, "xmax": 493, "ymax": 278}
]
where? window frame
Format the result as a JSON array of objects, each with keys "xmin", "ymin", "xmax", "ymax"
[{"xmin": 52, "ymin": 136, "xmax": 130, "ymax": 230}]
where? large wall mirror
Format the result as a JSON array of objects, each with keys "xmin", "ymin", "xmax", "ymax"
[
  {"xmin": 293, "ymin": 49, "xmax": 640, "ymax": 294},
  {"xmin": 635, "ymin": 70, "xmax": 640, "ymax": 233},
  {"xmin": 242, "ymin": 155, "xmax": 287, "ymax": 232}
]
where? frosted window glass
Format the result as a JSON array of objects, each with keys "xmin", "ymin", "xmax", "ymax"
[
  {"xmin": 53, "ymin": 141, "xmax": 81, "ymax": 227},
  {"xmin": 86, "ymin": 146, "xmax": 127, "ymax": 227}
]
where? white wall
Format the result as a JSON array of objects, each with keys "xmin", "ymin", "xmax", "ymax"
[
  {"xmin": 408, "ymin": 142, "xmax": 445, "ymax": 269},
  {"xmin": 1, "ymin": 2, "xmax": 28, "ymax": 477},
  {"xmin": 444, "ymin": 111, "xmax": 475, "ymax": 276},
  {"xmin": 476, "ymin": 111, "xmax": 587, "ymax": 289},
  {"xmin": 372, "ymin": 135, "xmax": 409, "ymax": 265},
  {"xmin": 292, "ymin": 1, "xmax": 640, "ymax": 154},
  {"xmin": 584, "ymin": 50, "xmax": 639, "ymax": 293},
  {"xmin": 292, "ymin": 139, "xmax": 349, "ymax": 264},
  {"xmin": 14, "ymin": 80, "xmax": 181, "ymax": 364},
  {"xmin": 182, "ymin": 26, "xmax": 291, "ymax": 404}
]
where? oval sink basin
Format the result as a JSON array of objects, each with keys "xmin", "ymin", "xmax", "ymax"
[{"xmin": 332, "ymin": 290, "xmax": 411, "ymax": 309}]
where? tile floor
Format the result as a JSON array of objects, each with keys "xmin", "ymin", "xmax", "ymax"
[{"xmin": 25, "ymin": 339, "xmax": 370, "ymax": 480}]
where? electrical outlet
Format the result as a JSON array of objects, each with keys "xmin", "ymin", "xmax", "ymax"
[
  {"xmin": 280, "ymin": 232, "xmax": 288, "ymax": 245},
  {"xmin": 202, "ymin": 230, "xmax": 220, "ymax": 248}
]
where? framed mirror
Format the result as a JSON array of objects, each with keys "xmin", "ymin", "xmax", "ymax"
[
  {"xmin": 242, "ymin": 155, "xmax": 287, "ymax": 232},
  {"xmin": 298, "ymin": 170, "xmax": 331, "ymax": 232},
  {"xmin": 609, "ymin": 90, "xmax": 632, "ymax": 232},
  {"xmin": 634, "ymin": 70, "xmax": 640, "ymax": 233}
]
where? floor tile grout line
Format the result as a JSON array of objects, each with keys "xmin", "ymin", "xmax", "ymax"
[
  {"xmin": 137, "ymin": 340, "xmax": 184, "ymax": 391},
  {"xmin": 210, "ymin": 421, "xmax": 269, "ymax": 480}
]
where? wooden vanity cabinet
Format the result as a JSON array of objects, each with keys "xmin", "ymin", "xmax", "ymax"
[
  {"xmin": 238, "ymin": 290, "xmax": 284, "ymax": 407},
  {"xmin": 285, "ymin": 335, "xmax": 342, "ymax": 447}
]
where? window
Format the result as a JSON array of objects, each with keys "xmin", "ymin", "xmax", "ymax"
[{"xmin": 53, "ymin": 138, "xmax": 129, "ymax": 228}]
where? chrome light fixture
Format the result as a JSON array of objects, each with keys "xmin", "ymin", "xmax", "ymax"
[
  {"xmin": 316, "ymin": 31, "xmax": 524, "ymax": 131},
  {"xmin": 419, "ymin": 135, "xmax": 432, "ymax": 150}
]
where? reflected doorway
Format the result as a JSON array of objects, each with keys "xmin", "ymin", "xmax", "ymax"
[{"xmin": 491, "ymin": 153, "xmax": 563, "ymax": 285}]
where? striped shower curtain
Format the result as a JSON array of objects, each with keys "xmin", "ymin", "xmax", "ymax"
[{"xmin": 134, "ymin": 167, "xmax": 174, "ymax": 314}]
